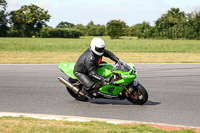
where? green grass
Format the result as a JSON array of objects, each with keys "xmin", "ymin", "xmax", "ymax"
[
  {"xmin": 0, "ymin": 116, "xmax": 196, "ymax": 133},
  {"xmin": 0, "ymin": 36, "xmax": 200, "ymax": 53},
  {"xmin": 1, "ymin": 37, "xmax": 200, "ymax": 63}
]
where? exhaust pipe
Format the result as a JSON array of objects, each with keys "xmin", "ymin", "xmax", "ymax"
[{"xmin": 58, "ymin": 77, "xmax": 85, "ymax": 96}]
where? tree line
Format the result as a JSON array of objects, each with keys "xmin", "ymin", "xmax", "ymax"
[{"xmin": 1, "ymin": 0, "xmax": 200, "ymax": 39}]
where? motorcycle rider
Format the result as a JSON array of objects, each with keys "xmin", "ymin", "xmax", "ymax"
[{"xmin": 74, "ymin": 37, "xmax": 121, "ymax": 97}]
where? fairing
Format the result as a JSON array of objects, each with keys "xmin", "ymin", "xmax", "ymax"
[
  {"xmin": 58, "ymin": 62, "xmax": 77, "ymax": 79},
  {"xmin": 59, "ymin": 62, "xmax": 137, "ymax": 96}
]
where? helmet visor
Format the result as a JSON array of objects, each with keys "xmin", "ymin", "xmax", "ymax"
[{"xmin": 95, "ymin": 46, "xmax": 105, "ymax": 53}]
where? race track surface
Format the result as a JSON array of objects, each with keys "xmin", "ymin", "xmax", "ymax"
[{"xmin": 0, "ymin": 64, "xmax": 200, "ymax": 127}]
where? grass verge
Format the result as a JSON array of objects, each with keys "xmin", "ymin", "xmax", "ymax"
[
  {"xmin": 1, "ymin": 37, "xmax": 200, "ymax": 63},
  {"xmin": 0, "ymin": 116, "xmax": 197, "ymax": 133},
  {"xmin": 0, "ymin": 51, "xmax": 200, "ymax": 64},
  {"xmin": 1, "ymin": 37, "xmax": 200, "ymax": 53}
]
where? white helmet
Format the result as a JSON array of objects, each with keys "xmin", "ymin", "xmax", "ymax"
[{"xmin": 90, "ymin": 37, "xmax": 105, "ymax": 56}]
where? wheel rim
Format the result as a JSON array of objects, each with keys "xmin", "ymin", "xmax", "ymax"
[{"xmin": 132, "ymin": 89, "xmax": 144, "ymax": 101}]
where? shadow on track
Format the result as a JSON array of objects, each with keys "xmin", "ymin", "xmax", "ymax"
[
  {"xmin": 89, "ymin": 99, "xmax": 161, "ymax": 106},
  {"xmin": 145, "ymin": 100, "xmax": 161, "ymax": 105}
]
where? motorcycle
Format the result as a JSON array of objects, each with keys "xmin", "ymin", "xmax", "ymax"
[{"xmin": 58, "ymin": 61, "xmax": 148, "ymax": 105}]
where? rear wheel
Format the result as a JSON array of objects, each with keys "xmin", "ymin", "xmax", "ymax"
[
  {"xmin": 66, "ymin": 78, "xmax": 88, "ymax": 101},
  {"xmin": 126, "ymin": 84, "xmax": 148, "ymax": 105}
]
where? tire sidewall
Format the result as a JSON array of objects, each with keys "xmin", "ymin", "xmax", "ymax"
[{"xmin": 126, "ymin": 84, "xmax": 148, "ymax": 105}]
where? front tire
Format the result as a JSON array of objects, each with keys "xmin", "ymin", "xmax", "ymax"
[{"xmin": 126, "ymin": 84, "xmax": 148, "ymax": 105}]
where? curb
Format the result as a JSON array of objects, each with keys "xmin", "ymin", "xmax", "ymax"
[{"xmin": 0, "ymin": 112, "xmax": 200, "ymax": 132}]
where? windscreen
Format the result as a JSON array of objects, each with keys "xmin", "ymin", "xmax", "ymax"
[{"xmin": 115, "ymin": 62, "xmax": 131, "ymax": 72}]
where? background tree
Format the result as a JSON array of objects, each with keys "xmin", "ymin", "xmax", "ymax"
[
  {"xmin": 10, "ymin": 4, "xmax": 51, "ymax": 37},
  {"xmin": 86, "ymin": 21, "xmax": 96, "ymax": 36},
  {"xmin": 185, "ymin": 13, "xmax": 196, "ymax": 39},
  {"xmin": 154, "ymin": 8, "xmax": 186, "ymax": 39},
  {"xmin": 189, "ymin": 11, "xmax": 200, "ymax": 39},
  {"xmin": 56, "ymin": 21, "xmax": 75, "ymax": 29},
  {"xmin": 74, "ymin": 24, "xmax": 87, "ymax": 36},
  {"xmin": 123, "ymin": 26, "xmax": 131, "ymax": 36},
  {"xmin": 86, "ymin": 21, "xmax": 106, "ymax": 36},
  {"xmin": 130, "ymin": 24, "xmax": 143, "ymax": 37},
  {"xmin": 131, "ymin": 22, "xmax": 151, "ymax": 38},
  {"xmin": 0, "ymin": 0, "xmax": 8, "ymax": 36},
  {"xmin": 106, "ymin": 20, "xmax": 126, "ymax": 39},
  {"xmin": 95, "ymin": 24, "xmax": 106, "ymax": 36}
]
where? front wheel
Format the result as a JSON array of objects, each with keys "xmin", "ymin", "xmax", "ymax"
[{"xmin": 126, "ymin": 84, "xmax": 148, "ymax": 105}]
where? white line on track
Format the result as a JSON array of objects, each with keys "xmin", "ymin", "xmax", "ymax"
[{"xmin": 0, "ymin": 112, "xmax": 200, "ymax": 130}]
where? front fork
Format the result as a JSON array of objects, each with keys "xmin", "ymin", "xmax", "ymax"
[
  {"xmin": 124, "ymin": 80, "xmax": 139, "ymax": 98},
  {"xmin": 132, "ymin": 80, "xmax": 139, "ymax": 87}
]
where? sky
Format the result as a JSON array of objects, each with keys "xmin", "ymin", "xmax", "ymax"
[{"xmin": 6, "ymin": 0, "xmax": 200, "ymax": 27}]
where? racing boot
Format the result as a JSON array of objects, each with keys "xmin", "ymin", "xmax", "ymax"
[{"xmin": 80, "ymin": 86, "xmax": 93, "ymax": 99}]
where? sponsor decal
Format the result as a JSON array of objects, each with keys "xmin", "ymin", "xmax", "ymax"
[{"xmin": 124, "ymin": 75, "xmax": 128, "ymax": 77}]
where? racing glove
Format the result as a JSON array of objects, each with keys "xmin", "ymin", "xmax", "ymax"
[
  {"xmin": 102, "ymin": 76, "xmax": 111, "ymax": 83},
  {"xmin": 117, "ymin": 59, "xmax": 125, "ymax": 65}
]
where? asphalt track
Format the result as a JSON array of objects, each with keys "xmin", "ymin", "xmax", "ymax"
[{"xmin": 0, "ymin": 64, "xmax": 200, "ymax": 127}]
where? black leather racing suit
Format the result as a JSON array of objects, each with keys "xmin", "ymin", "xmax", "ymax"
[{"xmin": 74, "ymin": 47, "xmax": 119, "ymax": 92}]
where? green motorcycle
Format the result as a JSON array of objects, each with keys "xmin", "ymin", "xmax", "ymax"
[{"xmin": 58, "ymin": 61, "xmax": 148, "ymax": 105}]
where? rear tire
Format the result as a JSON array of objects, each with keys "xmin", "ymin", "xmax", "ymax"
[
  {"xmin": 66, "ymin": 78, "xmax": 88, "ymax": 101},
  {"xmin": 66, "ymin": 87, "xmax": 88, "ymax": 101},
  {"xmin": 126, "ymin": 84, "xmax": 148, "ymax": 105}
]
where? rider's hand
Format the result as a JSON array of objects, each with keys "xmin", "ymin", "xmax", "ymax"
[
  {"xmin": 102, "ymin": 77, "xmax": 111, "ymax": 83},
  {"xmin": 117, "ymin": 59, "xmax": 125, "ymax": 65}
]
